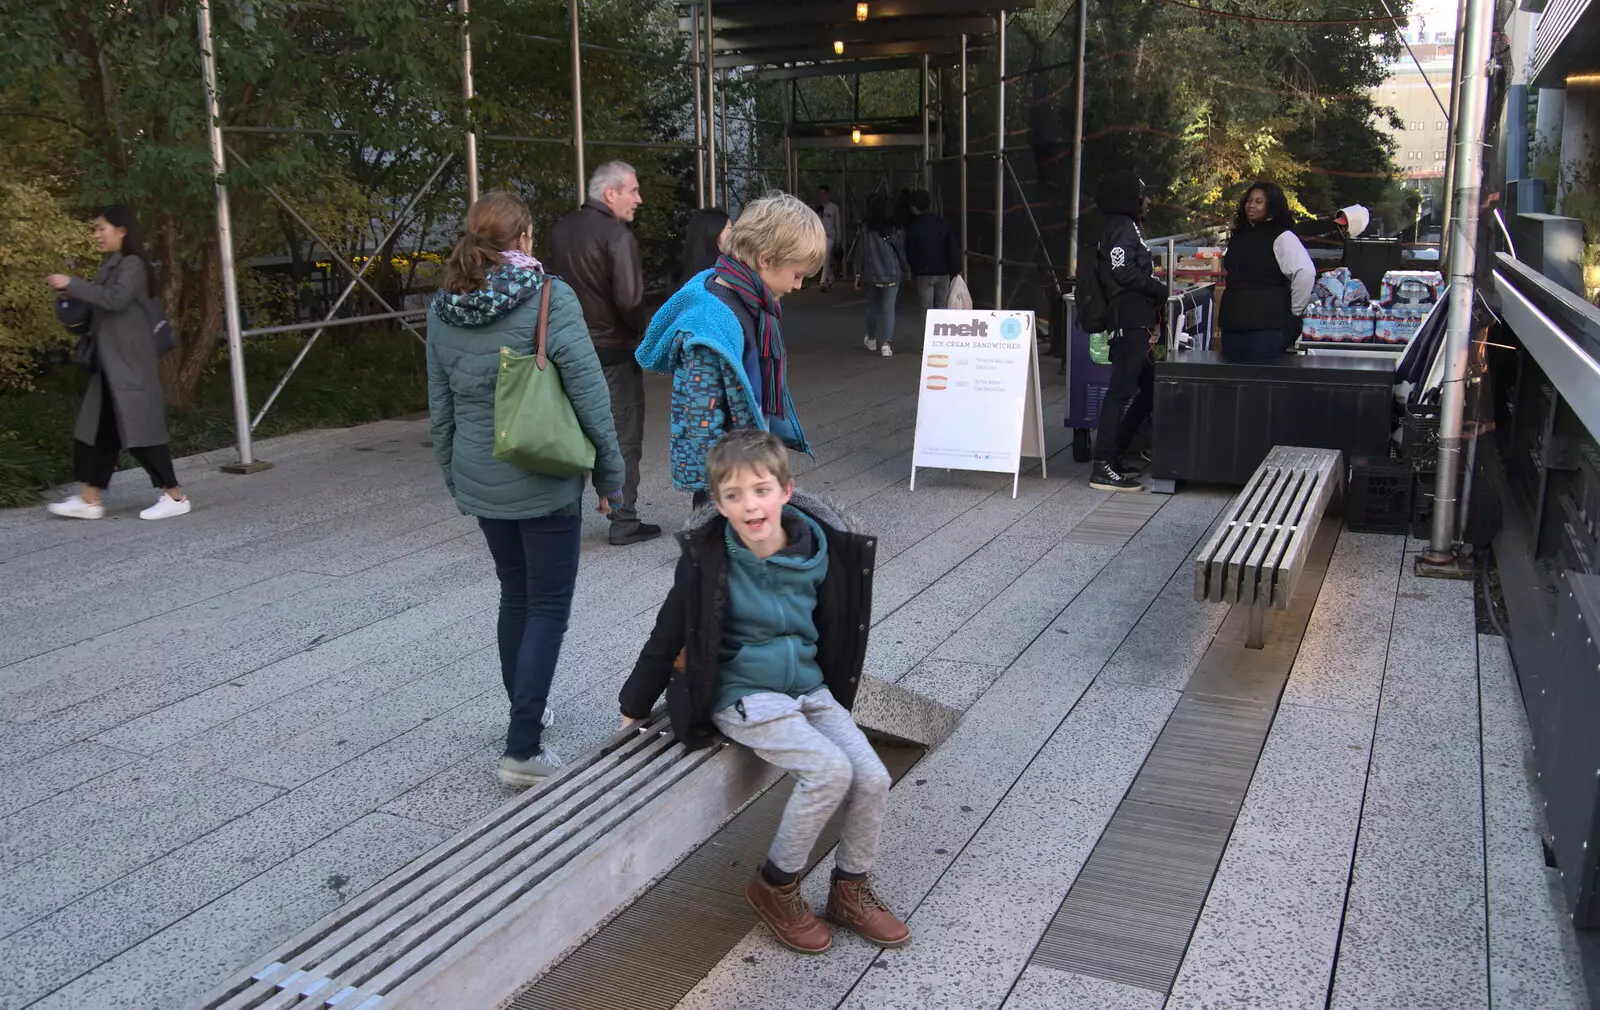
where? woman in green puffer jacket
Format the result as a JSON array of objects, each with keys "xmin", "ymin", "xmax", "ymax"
[{"xmin": 426, "ymin": 190, "xmax": 626, "ymax": 788}]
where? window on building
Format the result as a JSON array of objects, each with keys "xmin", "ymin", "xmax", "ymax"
[{"xmin": 1437, "ymin": 121, "xmax": 1445, "ymax": 130}]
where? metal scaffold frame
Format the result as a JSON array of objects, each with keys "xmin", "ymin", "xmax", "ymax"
[{"xmin": 195, "ymin": 0, "xmax": 720, "ymax": 470}]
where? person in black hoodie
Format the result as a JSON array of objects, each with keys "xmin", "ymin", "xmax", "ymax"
[{"xmin": 1089, "ymin": 170, "xmax": 1167, "ymax": 492}]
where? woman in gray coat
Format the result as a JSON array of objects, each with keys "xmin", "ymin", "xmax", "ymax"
[{"xmin": 45, "ymin": 206, "xmax": 188, "ymax": 521}]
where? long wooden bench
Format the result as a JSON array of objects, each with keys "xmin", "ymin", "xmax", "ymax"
[
  {"xmin": 199, "ymin": 676, "xmax": 958, "ymax": 1010},
  {"xmin": 1194, "ymin": 446, "xmax": 1344, "ymax": 649}
]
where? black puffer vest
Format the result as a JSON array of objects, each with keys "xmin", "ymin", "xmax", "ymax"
[{"xmin": 1220, "ymin": 222, "xmax": 1292, "ymax": 331}]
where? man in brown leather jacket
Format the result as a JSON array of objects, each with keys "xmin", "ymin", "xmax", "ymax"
[{"xmin": 546, "ymin": 160, "xmax": 661, "ymax": 545}]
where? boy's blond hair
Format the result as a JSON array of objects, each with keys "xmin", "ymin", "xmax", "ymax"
[
  {"xmin": 723, "ymin": 192, "xmax": 827, "ymax": 275},
  {"xmin": 706, "ymin": 429, "xmax": 792, "ymax": 495}
]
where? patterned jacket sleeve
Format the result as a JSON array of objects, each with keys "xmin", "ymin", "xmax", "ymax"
[{"xmin": 671, "ymin": 342, "xmax": 737, "ymax": 490}]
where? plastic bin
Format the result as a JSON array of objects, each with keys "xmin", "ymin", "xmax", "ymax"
[{"xmin": 1348, "ymin": 457, "xmax": 1414, "ymax": 534}]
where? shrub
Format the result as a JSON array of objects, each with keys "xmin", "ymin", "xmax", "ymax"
[{"xmin": 0, "ymin": 180, "xmax": 95, "ymax": 390}]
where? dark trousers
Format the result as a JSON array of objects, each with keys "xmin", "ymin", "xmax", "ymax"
[
  {"xmin": 478, "ymin": 513, "xmax": 583, "ymax": 759},
  {"xmin": 602, "ymin": 361, "xmax": 645, "ymax": 524},
  {"xmin": 1093, "ymin": 329, "xmax": 1156, "ymax": 463},
  {"xmin": 75, "ymin": 377, "xmax": 178, "ymax": 490}
]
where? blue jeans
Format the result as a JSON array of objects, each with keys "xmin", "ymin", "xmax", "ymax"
[
  {"xmin": 865, "ymin": 283, "xmax": 899, "ymax": 345},
  {"xmin": 478, "ymin": 513, "xmax": 582, "ymax": 759}
]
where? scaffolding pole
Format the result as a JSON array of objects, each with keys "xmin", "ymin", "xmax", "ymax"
[
  {"xmin": 921, "ymin": 54, "xmax": 931, "ymax": 191},
  {"xmin": 691, "ymin": 3, "xmax": 706, "ymax": 207},
  {"xmin": 993, "ymin": 10, "xmax": 1006, "ymax": 308},
  {"xmin": 461, "ymin": 0, "xmax": 478, "ymax": 205},
  {"xmin": 1422, "ymin": 0, "xmax": 1494, "ymax": 564},
  {"xmin": 1066, "ymin": 0, "xmax": 1087, "ymax": 276},
  {"xmin": 719, "ymin": 70, "xmax": 729, "ymax": 207},
  {"xmin": 705, "ymin": 0, "xmax": 717, "ymax": 211},
  {"xmin": 960, "ymin": 33, "xmax": 969, "ymax": 276},
  {"xmin": 197, "ymin": 0, "xmax": 265, "ymax": 472},
  {"xmin": 569, "ymin": 0, "xmax": 586, "ymax": 203}
]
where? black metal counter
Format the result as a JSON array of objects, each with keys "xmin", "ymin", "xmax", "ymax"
[{"xmin": 1153, "ymin": 350, "xmax": 1393, "ymax": 486}]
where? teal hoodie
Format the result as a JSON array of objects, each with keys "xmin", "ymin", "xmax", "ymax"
[{"xmin": 712, "ymin": 506, "xmax": 830, "ymax": 714}]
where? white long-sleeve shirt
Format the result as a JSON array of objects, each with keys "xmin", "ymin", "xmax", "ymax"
[{"xmin": 1273, "ymin": 230, "xmax": 1316, "ymax": 314}]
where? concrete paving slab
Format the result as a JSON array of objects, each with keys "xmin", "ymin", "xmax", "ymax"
[
  {"xmin": 1478, "ymin": 634, "xmax": 1592, "ymax": 1010},
  {"xmin": 24, "ymin": 812, "xmax": 450, "ymax": 1010},
  {"xmin": 1280, "ymin": 531, "xmax": 1405, "ymax": 715},
  {"xmin": 894, "ymin": 658, "xmax": 1006, "ymax": 712},
  {"xmin": 838, "ymin": 683, "xmax": 1178, "ymax": 1010},
  {"xmin": 1167, "ymin": 702, "xmax": 1373, "ymax": 1010},
  {"xmin": 1001, "ymin": 964, "xmax": 1165, "ymax": 1010},
  {"xmin": 0, "ymin": 741, "xmax": 144, "ymax": 820},
  {"xmin": 1330, "ymin": 705, "xmax": 1488, "ymax": 1010}
]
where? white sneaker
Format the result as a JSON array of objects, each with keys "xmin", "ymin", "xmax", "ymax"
[
  {"xmin": 542, "ymin": 704, "xmax": 555, "ymax": 728},
  {"xmin": 46, "ymin": 495, "xmax": 105, "ymax": 520},
  {"xmin": 140, "ymin": 493, "xmax": 191, "ymax": 521},
  {"xmin": 497, "ymin": 748, "xmax": 564, "ymax": 787},
  {"xmin": 863, "ymin": 335, "xmax": 878, "ymax": 352},
  {"xmin": 881, "ymin": 343, "xmax": 894, "ymax": 357}
]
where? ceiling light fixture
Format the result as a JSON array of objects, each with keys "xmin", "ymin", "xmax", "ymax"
[
  {"xmin": 852, "ymin": 127, "xmax": 862, "ymax": 143},
  {"xmin": 834, "ymin": 39, "xmax": 845, "ymax": 54},
  {"xmin": 857, "ymin": 3, "xmax": 869, "ymax": 20}
]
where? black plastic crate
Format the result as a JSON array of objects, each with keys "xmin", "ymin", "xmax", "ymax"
[
  {"xmin": 1411, "ymin": 478, "xmax": 1435, "ymax": 539},
  {"xmin": 1349, "ymin": 457, "xmax": 1415, "ymax": 534},
  {"xmin": 1401, "ymin": 401, "xmax": 1441, "ymax": 470}
]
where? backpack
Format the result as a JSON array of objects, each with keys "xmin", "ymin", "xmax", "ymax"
[
  {"xmin": 146, "ymin": 296, "xmax": 175, "ymax": 357},
  {"xmin": 1075, "ymin": 239, "xmax": 1113, "ymax": 334}
]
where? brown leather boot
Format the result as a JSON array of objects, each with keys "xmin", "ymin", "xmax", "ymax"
[
  {"xmin": 826, "ymin": 876, "xmax": 912, "ymax": 948},
  {"xmin": 745, "ymin": 875, "xmax": 832, "ymax": 954}
]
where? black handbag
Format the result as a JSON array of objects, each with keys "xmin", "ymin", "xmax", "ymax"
[
  {"xmin": 57, "ymin": 296, "xmax": 97, "ymax": 371},
  {"xmin": 70, "ymin": 332, "xmax": 97, "ymax": 372}
]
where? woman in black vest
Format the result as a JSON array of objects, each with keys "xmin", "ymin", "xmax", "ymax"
[{"xmin": 1219, "ymin": 182, "xmax": 1315, "ymax": 359}]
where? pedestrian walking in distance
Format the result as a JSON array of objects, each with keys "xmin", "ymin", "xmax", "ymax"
[
  {"xmin": 45, "ymin": 205, "xmax": 190, "ymax": 522},
  {"xmin": 855, "ymin": 194, "xmax": 910, "ymax": 358},
  {"xmin": 545, "ymin": 160, "xmax": 662, "ymax": 546}
]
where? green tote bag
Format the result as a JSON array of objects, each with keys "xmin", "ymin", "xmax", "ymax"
[{"xmin": 492, "ymin": 279, "xmax": 597, "ymax": 476}]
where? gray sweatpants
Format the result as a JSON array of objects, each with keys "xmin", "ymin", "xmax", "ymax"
[{"xmin": 712, "ymin": 687, "xmax": 890, "ymax": 876}]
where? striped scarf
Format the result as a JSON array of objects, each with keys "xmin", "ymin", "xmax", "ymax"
[{"xmin": 712, "ymin": 253, "xmax": 787, "ymax": 420}]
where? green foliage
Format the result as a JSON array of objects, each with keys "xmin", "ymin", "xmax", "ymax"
[
  {"xmin": 0, "ymin": 180, "xmax": 95, "ymax": 390},
  {"xmin": 0, "ymin": 331, "xmax": 428, "ymax": 507}
]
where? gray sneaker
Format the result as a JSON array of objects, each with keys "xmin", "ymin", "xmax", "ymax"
[{"xmin": 498, "ymin": 748, "xmax": 564, "ymax": 788}]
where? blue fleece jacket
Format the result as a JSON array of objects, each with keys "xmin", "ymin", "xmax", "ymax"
[
  {"xmin": 712, "ymin": 507, "xmax": 830, "ymax": 714},
  {"xmin": 636, "ymin": 271, "xmax": 809, "ymax": 490}
]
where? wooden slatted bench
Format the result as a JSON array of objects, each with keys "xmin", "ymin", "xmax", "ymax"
[
  {"xmin": 199, "ymin": 677, "xmax": 958, "ymax": 1010},
  {"xmin": 1193, "ymin": 446, "xmax": 1344, "ymax": 649}
]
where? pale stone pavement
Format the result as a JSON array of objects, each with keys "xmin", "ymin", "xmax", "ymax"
[{"xmin": 0, "ymin": 288, "xmax": 1591, "ymax": 1009}]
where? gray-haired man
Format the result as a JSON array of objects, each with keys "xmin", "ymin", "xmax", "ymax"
[{"xmin": 546, "ymin": 160, "xmax": 660, "ymax": 545}]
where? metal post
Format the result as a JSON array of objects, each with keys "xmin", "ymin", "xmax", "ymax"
[
  {"xmin": 461, "ymin": 0, "xmax": 479, "ymax": 206},
  {"xmin": 705, "ymin": 0, "xmax": 717, "ymax": 210},
  {"xmin": 691, "ymin": 1, "xmax": 705, "ymax": 207},
  {"xmin": 1066, "ymin": 0, "xmax": 1087, "ymax": 275},
  {"xmin": 960, "ymin": 33, "xmax": 969, "ymax": 275},
  {"xmin": 994, "ymin": 10, "xmax": 1006, "ymax": 308},
  {"xmin": 197, "ymin": 0, "xmax": 264, "ymax": 472},
  {"xmin": 1423, "ymin": 0, "xmax": 1494, "ymax": 563},
  {"xmin": 921, "ymin": 54, "xmax": 931, "ymax": 191},
  {"xmin": 719, "ymin": 70, "xmax": 730, "ymax": 207},
  {"xmin": 1438, "ymin": 1, "xmax": 1467, "ymax": 252},
  {"xmin": 569, "ymin": 0, "xmax": 586, "ymax": 204},
  {"xmin": 785, "ymin": 79, "xmax": 796, "ymax": 195}
]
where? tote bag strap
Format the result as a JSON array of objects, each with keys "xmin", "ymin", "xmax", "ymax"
[{"xmin": 534, "ymin": 278, "xmax": 553, "ymax": 371}]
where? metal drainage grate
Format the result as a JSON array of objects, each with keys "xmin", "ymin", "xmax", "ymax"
[
  {"xmin": 506, "ymin": 742, "xmax": 925, "ymax": 1010},
  {"xmin": 1063, "ymin": 493, "xmax": 1168, "ymax": 548},
  {"xmin": 1030, "ymin": 518, "xmax": 1341, "ymax": 993}
]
